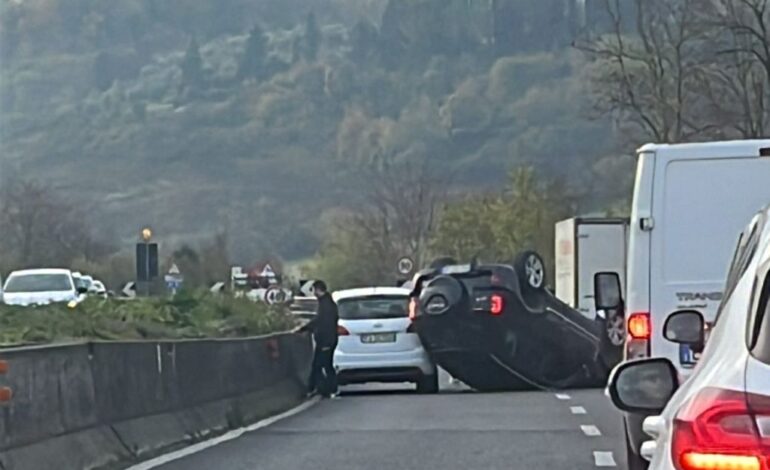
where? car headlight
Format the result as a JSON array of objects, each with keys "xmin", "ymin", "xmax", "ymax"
[
  {"xmin": 425, "ymin": 295, "xmax": 448, "ymax": 315},
  {"xmin": 67, "ymin": 300, "xmax": 78, "ymax": 309}
]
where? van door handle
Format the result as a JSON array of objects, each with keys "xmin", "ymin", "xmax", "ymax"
[{"xmin": 640, "ymin": 217, "xmax": 655, "ymax": 231}]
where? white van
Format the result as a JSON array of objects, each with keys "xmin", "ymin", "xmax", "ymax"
[{"xmin": 595, "ymin": 139, "xmax": 770, "ymax": 470}]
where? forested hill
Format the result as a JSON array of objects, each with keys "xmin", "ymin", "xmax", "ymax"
[{"xmin": 0, "ymin": 0, "xmax": 631, "ymax": 262}]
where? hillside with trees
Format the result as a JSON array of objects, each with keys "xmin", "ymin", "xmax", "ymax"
[{"xmin": 2, "ymin": 0, "xmax": 767, "ymax": 287}]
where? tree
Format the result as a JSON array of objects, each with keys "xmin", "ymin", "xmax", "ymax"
[
  {"xmin": 576, "ymin": 0, "xmax": 718, "ymax": 143},
  {"xmin": 237, "ymin": 24, "xmax": 268, "ymax": 81},
  {"xmin": 302, "ymin": 12, "xmax": 321, "ymax": 61},
  {"xmin": 430, "ymin": 167, "xmax": 570, "ymax": 275},
  {"xmin": 181, "ymin": 36, "xmax": 204, "ymax": 89}
]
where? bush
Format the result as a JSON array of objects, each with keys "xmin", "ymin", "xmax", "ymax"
[{"xmin": 0, "ymin": 290, "xmax": 297, "ymax": 347}]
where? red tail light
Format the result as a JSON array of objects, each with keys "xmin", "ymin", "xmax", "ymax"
[
  {"xmin": 490, "ymin": 294, "xmax": 504, "ymax": 315},
  {"xmin": 672, "ymin": 387, "xmax": 770, "ymax": 470},
  {"xmin": 337, "ymin": 325, "xmax": 350, "ymax": 336},
  {"xmin": 628, "ymin": 312, "xmax": 651, "ymax": 340}
]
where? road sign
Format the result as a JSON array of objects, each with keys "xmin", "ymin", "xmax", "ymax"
[
  {"xmin": 264, "ymin": 286, "xmax": 287, "ymax": 305},
  {"xmin": 210, "ymin": 282, "xmax": 226, "ymax": 293},
  {"xmin": 260, "ymin": 264, "xmax": 276, "ymax": 278},
  {"xmin": 299, "ymin": 279, "xmax": 315, "ymax": 297},
  {"xmin": 168, "ymin": 263, "xmax": 181, "ymax": 275},
  {"xmin": 397, "ymin": 257, "xmax": 414, "ymax": 275},
  {"xmin": 122, "ymin": 282, "xmax": 136, "ymax": 298}
]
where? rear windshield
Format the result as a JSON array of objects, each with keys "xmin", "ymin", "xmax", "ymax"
[
  {"xmin": 4, "ymin": 274, "xmax": 73, "ymax": 293},
  {"xmin": 338, "ymin": 295, "xmax": 409, "ymax": 320}
]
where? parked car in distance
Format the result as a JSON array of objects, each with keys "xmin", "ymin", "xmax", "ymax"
[
  {"xmin": 91, "ymin": 280, "xmax": 108, "ymax": 298},
  {"xmin": 2, "ymin": 268, "xmax": 86, "ymax": 306},
  {"xmin": 606, "ymin": 205, "xmax": 770, "ymax": 470},
  {"xmin": 596, "ymin": 139, "xmax": 770, "ymax": 470},
  {"xmin": 333, "ymin": 287, "xmax": 438, "ymax": 393}
]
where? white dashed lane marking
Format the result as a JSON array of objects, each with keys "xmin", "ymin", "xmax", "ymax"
[
  {"xmin": 570, "ymin": 406, "xmax": 587, "ymax": 415},
  {"xmin": 593, "ymin": 451, "xmax": 617, "ymax": 467},
  {"xmin": 555, "ymin": 393, "xmax": 571, "ymax": 400},
  {"xmin": 580, "ymin": 425, "xmax": 602, "ymax": 437}
]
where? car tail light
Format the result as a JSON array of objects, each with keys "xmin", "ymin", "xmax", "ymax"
[
  {"xmin": 672, "ymin": 387, "xmax": 770, "ymax": 470},
  {"xmin": 490, "ymin": 294, "xmax": 504, "ymax": 315},
  {"xmin": 337, "ymin": 325, "xmax": 350, "ymax": 336}
]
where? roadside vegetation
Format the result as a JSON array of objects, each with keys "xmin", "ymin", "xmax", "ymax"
[{"xmin": 0, "ymin": 291, "xmax": 296, "ymax": 347}]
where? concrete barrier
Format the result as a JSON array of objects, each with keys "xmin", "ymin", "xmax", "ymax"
[{"xmin": 0, "ymin": 333, "xmax": 312, "ymax": 470}]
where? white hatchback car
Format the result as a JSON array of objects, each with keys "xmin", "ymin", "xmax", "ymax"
[
  {"xmin": 333, "ymin": 287, "xmax": 439, "ymax": 393},
  {"xmin": 607, "ymin": 206, "xmax": 770, "ymax": 470},
  {"xmin": 2, "ymin": 268, "xmax": 85, "ymax": 306}
]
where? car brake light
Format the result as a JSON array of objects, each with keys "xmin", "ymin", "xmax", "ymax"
[
  {"xmin": 490, "ymin": 294, "xmax": 504, "ymax": 315},
  {"xmin": 337, "ymin": 325, "xmax": 350, "ymax": 336},
  {"xmin": 628, "ymin": 312, "xmax": 651, "ymax": 340},
  {"xmin": 672, "ymin": 387, "xmax": 770, "ymax": 470}
]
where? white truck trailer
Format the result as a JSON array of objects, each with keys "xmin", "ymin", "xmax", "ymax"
[{"xmin": 554, "ymin": 217, "xmax": 628, "ymax": 320}]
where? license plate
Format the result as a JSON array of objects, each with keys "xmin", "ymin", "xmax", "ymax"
[{"xmin": 360, "ymin": 333, "xmax": 396, "ymax": 344}]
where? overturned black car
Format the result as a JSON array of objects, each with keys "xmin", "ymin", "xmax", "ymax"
[{"xmin": 408, "ymin": 252, "xmax": 623, "ymax": 391}]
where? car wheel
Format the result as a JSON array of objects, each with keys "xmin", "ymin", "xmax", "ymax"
[
  {"xmin": 605, "ymin": 310, "xmax": 626, "ymax": 347},
  {"xmin": 417, "ymin": 373, "xmax": 439, "ymax": 394},
  {"xmin": 514, "ymin": 250, "xmax": 546, "ymax": 291},
  {"xmin": 625, "ymin": 425, "xmax": 649, "ymax": 470}
]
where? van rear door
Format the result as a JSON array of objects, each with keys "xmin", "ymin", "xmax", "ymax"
[{"xmin": 649, "ymin": 155, "xmax": 770, "ymax": 370}]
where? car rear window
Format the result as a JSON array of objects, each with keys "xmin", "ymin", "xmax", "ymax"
[
  {"xmin": 4, "ymin": 274, "xmax": 73, "ymax": 293},
  {"xmin": 338, "ymin": 295, "xmax": 409, "ymax": 320}
]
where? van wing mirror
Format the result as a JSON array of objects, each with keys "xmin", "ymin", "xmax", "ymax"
[
  {"xmin": 594, "ymin": 272, "xmax": 622, "ymax": 311},
  {"xmin": 608, "ymin": 358, "xmax": 679, "ymax": 414},
  {"xmin": 664, "ymin": 310, "xmax": 705, "ymax": 345}
]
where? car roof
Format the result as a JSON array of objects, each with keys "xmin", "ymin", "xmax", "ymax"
[
  {"xmin": 332, "ymin": 287, "xmax": 410, "ymax": 301},
  {"xmin": 637, "ymin": 139, "xmax": 770, "ymax": 159},
  {"xmin": 8, "ymin": 268, "xmax": 73, "ymax": 277}
]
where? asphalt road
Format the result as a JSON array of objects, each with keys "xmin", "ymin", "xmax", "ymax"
[{"xmin": 155, "ymin": 374, "xmax": 626, "ymax": 470}]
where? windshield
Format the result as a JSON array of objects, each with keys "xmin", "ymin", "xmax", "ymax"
[
  {"xmin": 4, "ymin": 274, "xmax": 73, "ymax": 293},
  {"xmin": 338, "ymin": 295, "xmax": 409, "ymax": 320}
]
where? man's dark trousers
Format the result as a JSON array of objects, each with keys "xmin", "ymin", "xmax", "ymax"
[{"xmin": 308, "ymin": 344, "xmax": 337, "ymax": 396}]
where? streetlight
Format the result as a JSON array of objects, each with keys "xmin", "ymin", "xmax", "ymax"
[{"xmin": 141, "ymin": 227, "xmax": 153, "ymax": 242}]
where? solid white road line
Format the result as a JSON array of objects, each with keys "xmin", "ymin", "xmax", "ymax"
[
  {"xmin": 125, "ymin": 397, "xmax": 320, "ymax": 470},
  {"xmin": 581, "ymin": 425, "xmax": 602, "ymax": 437},
  {"xmin": 555, "ymin": 393, "xmax": 571, "ymax": 400},
  {"xmin": 593, "ymin": 451, "xmax": 617, "ymax": 467},
  {"xmin": 570, "ymin": 406, "xmax": 587, "ymax": 415}
]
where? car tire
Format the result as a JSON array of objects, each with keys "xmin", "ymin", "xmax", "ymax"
[
  {"xmin": 598, "ymin": 309, "xmax": 625, "ymax": 370},
  {"xmin": 625, "ymin": 425, "xmax": 649, "ymax": 470},
  {"xmin": 417, "ymin": 373, "xmax": 439, "ymax": 394},
  {"xmin": 514, "ymin": 250, "xmax": 546, "ymax": 291}
]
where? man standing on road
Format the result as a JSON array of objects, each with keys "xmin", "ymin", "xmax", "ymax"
[{"xmin": 299, "ymin": 280, "xmax": 339, "ymax": 398}]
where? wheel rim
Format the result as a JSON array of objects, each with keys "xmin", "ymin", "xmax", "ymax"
[
  {"xmin": 606, "ymin": 315, "xmax": 625, "ymax": 346},
  {"xmin": 525, "ymin": 255, "xmax": 544, "ymax": 288}
]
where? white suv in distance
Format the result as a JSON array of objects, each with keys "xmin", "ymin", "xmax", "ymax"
[
  {"xmin": 333, "ymin": 287, "xmax": 439, "ymax": 393},
  {"xmin": 2, "ymin": 268, "xmax": 86, "ymax": 306},
  {"xmin": 606, "ymin": 206, "xmax": 770, "ymax": 470}
]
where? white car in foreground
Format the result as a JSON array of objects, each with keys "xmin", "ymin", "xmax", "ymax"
[
  {"xmin": 333, "ymin": 287, "xmax": 438, "ymax": 393},
  {"xmin": 607, "ymin": 206, "xmax": 770, "ymax": 470},
  {"xmin": 2, "ymin": 268, "xmax": 86, "ymax": 306}
]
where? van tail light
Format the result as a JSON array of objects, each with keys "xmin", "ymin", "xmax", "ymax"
[
  {"xmin": 490, "ymin": 294, "xmax": 504, "ymax": 315},
  {"xmin": 337, "ymin": 325, "xmax": 350, "ymax": 336},
  {"xmin": 672, "ymin": 387, "xmax": 770, "ymax": 470},
  {"xmin": 628, "ymin": 312, "xmax": 651, "ymax": 339},
  {"xmin": 626, "ymin": 312, "xmax": 651, "ymax": 359}
]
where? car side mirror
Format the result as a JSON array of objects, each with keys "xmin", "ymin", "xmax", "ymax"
[
  {"xmin": 608, "ymin": 358, "xmax": 679, "ymax": 414},
  {"xmin": 664, "ymin": 310, "xmax": 705, "ymax": 345},
  {"xmin": 594, "ymin": 272, "xmax": 622, "ymax": 310},
  {"xmin": 76, "ymin": 286, "xmax": 89, "ymax": 295}
]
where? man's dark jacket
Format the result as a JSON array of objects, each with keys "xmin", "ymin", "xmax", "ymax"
[{"xmin": 307, "ymin": 293, "xmax": 339, "ymax": 348}]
